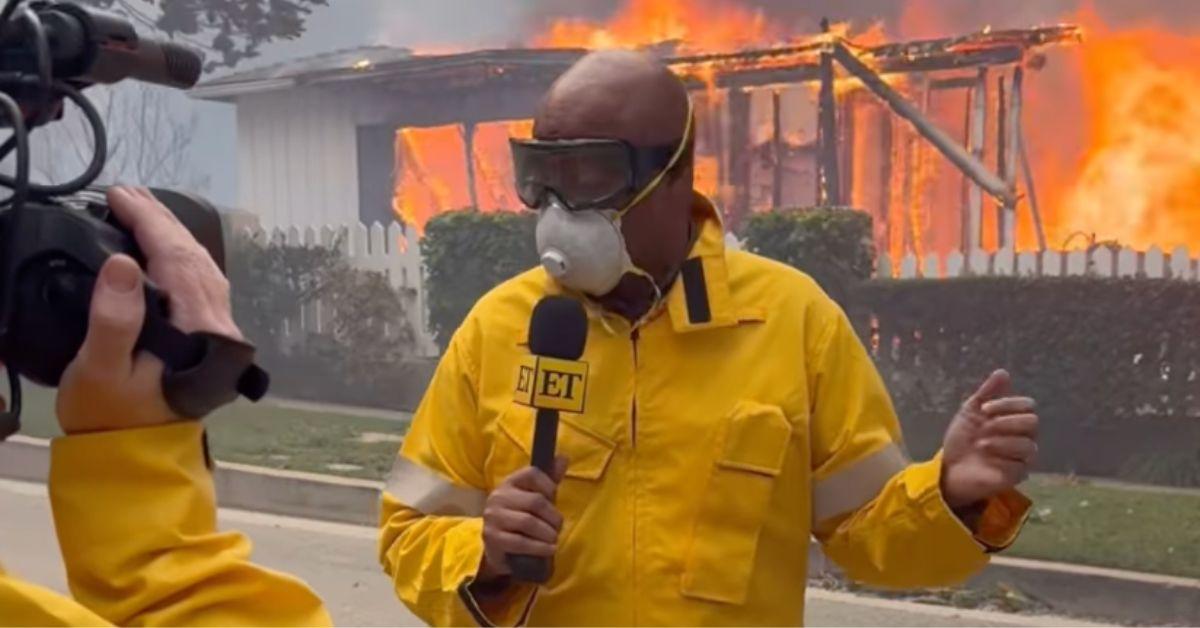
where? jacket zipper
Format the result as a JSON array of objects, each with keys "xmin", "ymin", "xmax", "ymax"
[
  {"xmin": 630, "ymin": 328, "xmax": 640, "ymax": 446},
  {"xmin": 630, "ymin": 327, "xmax": 639, "ymax": 624}
]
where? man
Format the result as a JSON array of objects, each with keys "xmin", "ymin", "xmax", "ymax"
[
  {"xmin": 1, "ymin": 187, "xmax": 331, "ymax": 626},
  {"xmin": 380, "ymin": 51, "xmax": 1037, "ymax": 626}
]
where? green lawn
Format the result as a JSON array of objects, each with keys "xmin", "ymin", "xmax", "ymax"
[
  {"xmin": 16, "ymin": 383, "xmax": 407, "ymax": 481},
  {"xmin": 1008, "ymin": 475, "xmax": 1200, "ymax": 579},
  {"xmin": 14, "ymin": 384, "xmax": 1200, "ymax": 579}
]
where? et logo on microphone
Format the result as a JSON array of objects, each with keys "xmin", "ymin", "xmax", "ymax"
[{"xmin": 513, "ymin": 355, "xmax": 588, "ymax": 414}]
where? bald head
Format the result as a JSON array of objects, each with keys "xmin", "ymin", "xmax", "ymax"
[{"xmin": 534, "ymin": 50, "xmax": 691, "ymax": 146}]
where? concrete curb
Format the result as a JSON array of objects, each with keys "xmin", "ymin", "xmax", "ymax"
[
  {"xmin": 3, "ymin": 436, "xmax": 1198, "ymax": 625},
  {"xmin": 214, "ymin": 462, "xmax": 382, "ymax": 527},
  {"xmin": 975, "ymin": 557, "xmax": 1200, "ymax": 627}
]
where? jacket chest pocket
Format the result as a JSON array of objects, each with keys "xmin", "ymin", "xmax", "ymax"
[
  {"xmin": 489, "ymin": 406, "xmax": 616, "ymax": 529},
  {"xmin": 681, "ymin": 400, "xmax": 795, "ymax": 605}
]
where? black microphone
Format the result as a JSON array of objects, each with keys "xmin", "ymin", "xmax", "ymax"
[
  {"xmin": 509, "ymin": 296, "xmax": 589, "ymax": 584},
  {"xmin": 0, "ymin": 2, "xmax": 204, "ymax": 89}
]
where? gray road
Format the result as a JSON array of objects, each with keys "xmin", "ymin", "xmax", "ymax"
[{"xmin": 0, "ymin": 479, "xmax": 1099, "ymax": 627}]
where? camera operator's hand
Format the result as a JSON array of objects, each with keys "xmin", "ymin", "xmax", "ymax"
[{"xmin": 56, "ymin": 186, "xmax": 242, "ymax": 435}]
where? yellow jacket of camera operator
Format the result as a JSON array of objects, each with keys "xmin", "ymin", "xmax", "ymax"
[
  {"xmin": 0, "ymin": 423, "xmax": 330, "ymax": 627},
  {"xmin": 379, "ymin": 195, "xmax": 1030, "ymax": 626}
]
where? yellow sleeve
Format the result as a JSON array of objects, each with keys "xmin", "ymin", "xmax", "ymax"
[
  {"xmin": 379, "ymin": 323, "xmax": 536, "ymax": 627},
  {"xmin": 48, "ymin": 422, "xmax": 332, "ymax": 627},
  {"xmin": 807, "ymin": 300, "xmax": 1029, "ymax": 589},
  {"xmin": 0, "ymin": 567, "xmax": 110, "ymax": 627}
]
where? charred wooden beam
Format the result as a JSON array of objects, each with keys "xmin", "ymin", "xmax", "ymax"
[
  {"xmin": 1002, "ymin": 67, "xmax": 1023, "ymax": 249},
  {"xmin": 817, "ymin": 19, "xmax": 841, "ymax": 207},
  {"xmin": 841, "ymin": 91, "xmax": 857, "ymax": 206},
  {"xmin": 997, "ymin": 74, "xmax": 1008, "ymax": 248},
  {"xmin": 866, "ymin": 25, "xmax": 1080, "ymax": 61},
  {"xmin": 901, "ymin": 124, "xmax": 915, "ymax": 256},
  {"xmin": 667, "ymin": 24, "xmax": 1079, "ymax": 72},
  {"xmin": 714, "ymin": 92, "xmax": 727, "ymax": 192},
  {"xmin": 1015, "ymin": 68, "xmax": 1048, "ymax": 251},
  {"xmin": 830, "ymin": 42, "xmax": 1014, "ymax": 207},
  {"xmin": 930, "ymin": 75, "xmax": 978, "ymax": 91},
  {"xmin": 772, "ymin": 90, "xmax": 784, "ymax": 208},
  {"xmin": 674, "ymin": 46, "xmax": 1024, "ymax": 93},
  {"xmin": 462, "ymin": 122, "xmax": 479, "ymax": 210},
  {"xmin": 728, "ymin": 88, "xmax": 752, "ymax": 228},
  {"xmin": 963, "ymin": 68, "xmax": 987, "ymax": 253},
  {"xmin": 880, "ymin": 107, "xmax": 893, "ymax": 251}
]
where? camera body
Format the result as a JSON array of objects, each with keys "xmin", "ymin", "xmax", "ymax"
[{"xmin": 0, "ymin": 1, "xmax": 268, "ymax": 439}]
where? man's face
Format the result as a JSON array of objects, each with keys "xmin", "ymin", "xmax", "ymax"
[{"xmin": 531, "ymin": 87, "xmax": 696, "ymax": 293}]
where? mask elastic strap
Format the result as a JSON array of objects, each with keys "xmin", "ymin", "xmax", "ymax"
[{"xmin": 618, "ymin": 96, "xmax": 695, "ymax": 218}]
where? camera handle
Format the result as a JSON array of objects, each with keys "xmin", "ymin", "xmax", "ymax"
[{"xmin": 44, "ymin": 271, "xmax": 270, "ymax": 418}]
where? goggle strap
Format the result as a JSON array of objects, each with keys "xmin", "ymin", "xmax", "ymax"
[{"xmin": 619, "ymin": 96, "xmax": 696, "ymax": 217}]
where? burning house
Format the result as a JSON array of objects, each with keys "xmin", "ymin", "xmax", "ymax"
[{"xmin": 191, "ymin": 22, "xmax": 1080, "ymax": 271}]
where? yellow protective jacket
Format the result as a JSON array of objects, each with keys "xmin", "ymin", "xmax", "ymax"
[
  {"xmin": 1, "ymin": 422, "xmax": 331, "ymax": 627},
  {"xmin": 380, "ymin": 194, "xmax": 1030, "ymax": 626}
]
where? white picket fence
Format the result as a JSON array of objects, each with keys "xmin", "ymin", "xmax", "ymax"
[
  {"xmin": 238, "ymin": 221, "xmax": 439, "ymax": 357},
  {"xmin": 876, "ymin": 245, "xmax": 1200, "ymax": 280}
]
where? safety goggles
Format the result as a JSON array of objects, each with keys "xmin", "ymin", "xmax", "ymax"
[{"xmin": 510, "ymin": 137, "xmax": 681, "ymax": 212}]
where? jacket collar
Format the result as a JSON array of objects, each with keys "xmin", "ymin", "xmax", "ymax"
[{"xmin": 663, "ymin": 193, "xmax": 764, "ymax": 334}]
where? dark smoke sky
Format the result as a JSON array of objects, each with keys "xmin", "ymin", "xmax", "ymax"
[{"xmin": 192, "ymin": 0, "xmax": 1198, "ymax": 210}]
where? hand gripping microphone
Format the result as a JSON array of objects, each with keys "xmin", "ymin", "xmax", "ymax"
[{"xmin": 509, "ymin": 295, "xmax": 589, "ymax": 584}]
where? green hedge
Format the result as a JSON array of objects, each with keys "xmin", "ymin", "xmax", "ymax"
[
  {"xmin": 744, "ymin": 207, "xmax": 874, "ymax": 302},
  {"xmin": 422, "ymin": 210, "xmax": 538, "ymax": 350},
  {"xmin": 846, "ymin": 277, "xmax": 1200, "ymax": 487}
]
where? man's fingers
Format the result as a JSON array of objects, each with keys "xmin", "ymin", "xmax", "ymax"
[
  {"xmin": 966, "ymin": 369, "xmax": 1012, "ymax": 408},
  {"xmin": 981, "ymin": 436, "xmax": 1038, "ymax": 463},
  {"xmin": 989, "ymin": 458, "xmax": 1030, "ymax": 486},
  {"xmin": 490, "ymin": 509, "xmax": 560, "ymax": 544},
  {"xmin": 484, "ymin": 529, "xmax": 556, "ymax": 558},
  {"xmin": 508, "ymin": 465, "xmax": 559, "ymax": 499},
  {"xmin": 75, "ymin": 255, "xmax": 145, "ymax": 378},
  {"xmin": 981, "ymin": 413, "xmax": 1039, "ymax": 439},
  {"xmin": 493, "ymin": 489, "xmax": 563, "ymax": 530},
  {"xmin": 982, "ymin": 397, "xmax": 1036, "ymax": 417}
]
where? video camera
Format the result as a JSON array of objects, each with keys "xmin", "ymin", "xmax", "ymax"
[{"xmin": 0, "ymin": 0, "xmax": 268, "ymax": 440}]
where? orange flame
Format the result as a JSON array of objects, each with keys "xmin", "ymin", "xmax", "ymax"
[
  {"xmin": 392, "ymin": 122, "xmax": 530, "ymax": 235},
  {"xmin": 1025, "ymin": 5, "xmax": 1200, "ymax": 251},
  {"xmin": 694, "ymin": 154, "xmax": 720, "ymax": 199},
  {"xmin": 392, "ymin": 125, "xmax": 470, "ymax": 236},
  {"xmin": 536, "ymin": 0, "xmax": 775, "ymax": 53},
  {"xmin": 469, "ymin": 120, "xmax": 533, "ymax": 213}
]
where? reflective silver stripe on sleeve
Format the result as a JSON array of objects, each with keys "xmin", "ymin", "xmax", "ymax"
[
  {"xmin": 812, "ymin": 443, "xmax": 909, "ymax": 524},
  {"xmin": 384, "ymin": 456, "xmax": 486, "ymax": 517}
]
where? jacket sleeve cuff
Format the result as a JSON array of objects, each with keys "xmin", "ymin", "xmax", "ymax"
[
  {"xmin": 50, "ymin": 422, "xmax": 211, "ymax": 503},
  {"xmin": 973, "ymin": 488, "xmax": 1032, "ymax": 552},
  {"xmin": 904, "ymin": 452, "xmax": 991, "ymax": 562},
  {"xmin": 447, "ymin": 519, "xmax": 538, "ymax": 627},
  {"xmin": 909, "ymin": 451, "xmax": 1031, "ymax": 553}
]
